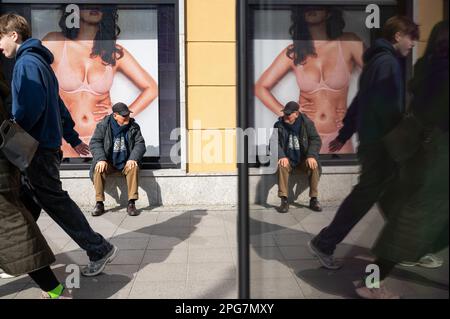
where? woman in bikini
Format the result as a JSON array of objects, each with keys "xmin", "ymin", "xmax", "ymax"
[
  {"xmin": 255, "ymin": 6, "xmax": 364, "ymax": 154},
  {"xmin": 42, "ymin": 5, "xmax": 158, "ymax": 157}
]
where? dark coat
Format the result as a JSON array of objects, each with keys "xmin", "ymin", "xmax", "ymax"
[
  {"xmin": 336, "ymin": 39, "xmax": 405, "ymax": 146},
  {"xmin": 272, "ymin": 113, "xmax": 322, "ymax": 164},
  {"xmin": 374, "ymin": 54, "xmax": 449, "ymax": 262},
  {"xmin": 0, "ymin": 78, "xmax": 55, "ymax": 275},
  {"xmin": 89, "ymin": 114, "xmax": 146, "ymax": 179}
]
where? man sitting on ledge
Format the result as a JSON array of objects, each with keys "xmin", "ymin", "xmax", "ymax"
[
  {"xmin": 273, "ymin": 101, "xmax": 323, "ymax": 213},
  {"xmin": 89, "ymin": 102, "xmax": 146, "ymax": 217}
]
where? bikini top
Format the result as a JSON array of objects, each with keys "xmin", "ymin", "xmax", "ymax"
[
  {"xmin": 294, "ymin": 41, "xmax": 351, "ymax": 94},
  {"xmin": 55, "ymin": 41, "xmax": 114, "ymax": 96}
]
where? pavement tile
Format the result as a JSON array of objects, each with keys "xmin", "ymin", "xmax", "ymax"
[
  {"xmin": 147, "ymin": 235, "xmax": 189, "ymax": 250},
  {"xmin": 136, "ymin": 263, "xmax": 187, "ymax": 282},
  {"xmin": 250, "ymin": 260, "xmax": 294, "ymax": 279},
  {"xmin": 129, "ymin": 281, "xmax": 186, "ymax": 299},
  {"xmin": 187, "ymin": 263, "xmax": 236, "ymax": 282},
  {"xmin": 188, "ymin": 235, "xmax": 231, "ymax": 249},
  {"xmin": 142, "ymin": 248, "xmax": 188, "ymax": 264},
  {"xmin": 0, "ymin": 283, "xmax": 28, "ymax": 299},
  {"xmin": 2, "ymin": 206, "xmax": 448, "ymax": 299},
  {"xmin": 109, "ymin": 237, "xmax": 150, "ymax": 250},
  {"xmin": 188, "ymin": 247, "xmax": 234, "ymax": 264},
  {"xmin": 186, "ymin": 279, "xmax": 237, "ymax": 299},
  {"xmin": 251, "ymin": 277, "xmax": 304, "ymax": 299},
  {"xmin": 109, "ymin": 249, "xmax": 146, "ymax": 265}
]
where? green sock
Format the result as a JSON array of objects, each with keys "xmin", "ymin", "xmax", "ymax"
[{"xmin": 47, "ymin": 284, "xmax": 64, "ymax": 299}]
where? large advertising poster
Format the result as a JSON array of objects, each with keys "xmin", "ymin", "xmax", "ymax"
[
  {"xmin": 253, "ymin": 6, "xmax": 371, "ymax": 155},
  {"xmin": 31, "ymin": 5, "xmax": 160, "ymax": 158}
]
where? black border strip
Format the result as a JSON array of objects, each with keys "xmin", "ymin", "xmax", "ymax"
[{"xmin": 237, "ymin": 0, "xmax": 250, "ymax": 300}]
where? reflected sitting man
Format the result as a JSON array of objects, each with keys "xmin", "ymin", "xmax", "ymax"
[
  {"xmin": 274, "ymin": 101, "xmax": 323, "ymax": 213},
  {"xmin": 89, "ymin": 102, "xmax": 146, "ymax": 217}
]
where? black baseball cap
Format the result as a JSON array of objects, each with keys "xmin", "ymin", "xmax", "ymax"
[
  {"xmin": 282, "ymin": 101, "xmax": 300, "ymax": 115},
  {"xmin": 112, "ymin": 102, "xmax": 133, "ymax": 117}
]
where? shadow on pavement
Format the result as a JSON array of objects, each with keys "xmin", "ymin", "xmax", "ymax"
[{"xmin": 0, "ymin": 209, "xmax": 207, "ymax": 299}]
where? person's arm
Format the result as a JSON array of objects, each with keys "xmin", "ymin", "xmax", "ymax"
[
  {"xmin": 347, "ymin": 33, "xmax": 365, "ymax": 69},
  {"xmin": 116, "ymin": 46, "xmax": 158, "ymax": 117},
  {"xmin": 58, "ymin": 96, "xmax": 82, "ymax": 148},
  {"xmin": 336, "ymin": 93, "xmax": 359, "ymax": 144},
  {"xmin": 255, "ymin": 47, "xmax": 293, "ymax": 117},
  {"xmin": 305, "ymin": 119, "xmax": 322, "ymax": 160},
  {"xmin": 11, "ymin": 63, "xmax": 46, "ymax": 131},
  {"xmin": 128, "ymin": 125, "xmax": 146, "ymax": 163}
]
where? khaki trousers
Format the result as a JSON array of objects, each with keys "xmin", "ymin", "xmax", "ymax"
[
  {"xmin": 278, "ymin": 161, "xmax": 320, "ymax": 198},
  {"xmin": 93, "ymin": 162, "xmax": 139, "ymax": 202}
]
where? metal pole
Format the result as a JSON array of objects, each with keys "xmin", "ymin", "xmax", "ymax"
[{"xmin": 237, "ymin": 0, "xmax": 250, "ymax": 299}]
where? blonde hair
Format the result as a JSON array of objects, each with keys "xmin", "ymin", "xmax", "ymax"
[{"xmin": 0, "ymin": 13, "xmax": 31, "ymax": 41}]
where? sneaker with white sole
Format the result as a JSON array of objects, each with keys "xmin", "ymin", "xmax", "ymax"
[
  {"xmin": 308, "ymin": 239, "xmax": 342, "ymax": 270},
  {"xmin": 41, "ymin": 288, "xmax": 73, "ymax": 299},
  {"xmin": 0, "ymin": 271, "xmax": 15, "ymax": 279},
  {"xmin": 400, "ymin": 254, "xmax": 444, "ymax": 269},
  {"xmin": 81, "ymin": 245, "xmax": 118, "ymax": 277}
]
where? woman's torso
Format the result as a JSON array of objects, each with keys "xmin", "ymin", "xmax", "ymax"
[
  {"xmin": 44, "ymin": 38, "xmax": 118, "ymax": 156},
  {"xmin": 292, "ymin": 40, "xmax": 354, "ymax": 135}
]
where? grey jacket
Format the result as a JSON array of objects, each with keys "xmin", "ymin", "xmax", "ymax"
[{"xmin": 89, "ymin": 115, "xmax": 146, "ymax": 179}]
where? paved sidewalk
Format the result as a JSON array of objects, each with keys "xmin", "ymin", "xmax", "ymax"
[{"xmin": 0, "ymin": 203, "xmax": 448, "ymax": 299}]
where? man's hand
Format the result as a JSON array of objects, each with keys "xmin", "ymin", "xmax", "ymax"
[
  {"xmin": 329, "ymin": 138, "xmax": 345, "ymax": 153},
  {"xmin": 73, "ymin": 142, "xmax": 90, "ymax": 156},
  {"xmin": 306, "ymin": 157, "xmax": 318, "ymax": 170},
  {"xmin": 124, "ymin": 160, "xmax": 138, "ymax": 173},
  {"xmin": 95, "ymin": 161, "xmax": 108, "ymax": 174},
  {"xmin": 278, "ymin": 157, "xmax": 290, "ymax": 168}
]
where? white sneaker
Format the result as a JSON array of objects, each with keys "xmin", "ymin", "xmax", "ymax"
[
  {"xmin": 400, "ymin": 254, "xmax": 444, "ymax": 269},
  {"xmin": 0, "ymin": 269, "xmax": 15, "ymax": 279}
]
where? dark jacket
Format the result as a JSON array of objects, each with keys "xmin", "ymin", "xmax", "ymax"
[
  {"xmin": 410, "ymin": 56, "xmax": 449, "ymax": 132},
  {"xmin": 272, "ymin": 113, "xmax": 322, "ymax": 164},
  {"xmin": 11, "ymin": 38, "xmax": 81, "ymax": 149},
  {"xmin": 89, "ymin": 115, "xmax": 146, "ymax": 179},
  {"xmin": 374, "ymin": 51, "xmax": 449, "ymax": 263},
  {"xmin": 0, "ymin": 85, "xmax": 55, "ymax": 276},
  {"xmin": 336, "ymin": 39, "xmax": 405, "ymax": 146}
]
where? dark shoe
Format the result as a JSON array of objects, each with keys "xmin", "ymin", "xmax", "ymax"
[
  {"xmin": 92, "ymin": 202, "xmax": 105, "ymax": 217},
  {"xmin": 278, "ymin": 197, "xmax": 289, "ymax": 214},
  {"xmin": 127, "ymin": 201, "xmax": 140, "ymax": 216},
  {"xmin": 309, "ymin": 198, "xmax": 323, "ymax": 212}
]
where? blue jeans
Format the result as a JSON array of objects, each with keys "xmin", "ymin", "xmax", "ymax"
[{"xmin": 20, "ymin": 148, "xmax": 112, "ymax": 262}]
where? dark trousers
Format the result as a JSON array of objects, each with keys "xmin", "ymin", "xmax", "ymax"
[
  {"xmin": 20, "ymin": 148, "xmax": 112, "ymax": 262},
  {"xmin": 313, "ymin": 144, "xmax": 397, "ymax": 255}
]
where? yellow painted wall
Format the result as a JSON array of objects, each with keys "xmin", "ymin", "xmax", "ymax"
[
  {"xmin": 186, "ymin": 0, "xmax": 236, "ymax": 173},
  {"xmin": 416, "ymin": 0, "xmax": 445, "ymax": 57}
]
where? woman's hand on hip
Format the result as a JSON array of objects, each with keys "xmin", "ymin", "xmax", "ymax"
[{"xmin": 93, "ymin": 103, "xmax": 113, "ymax": 122}]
